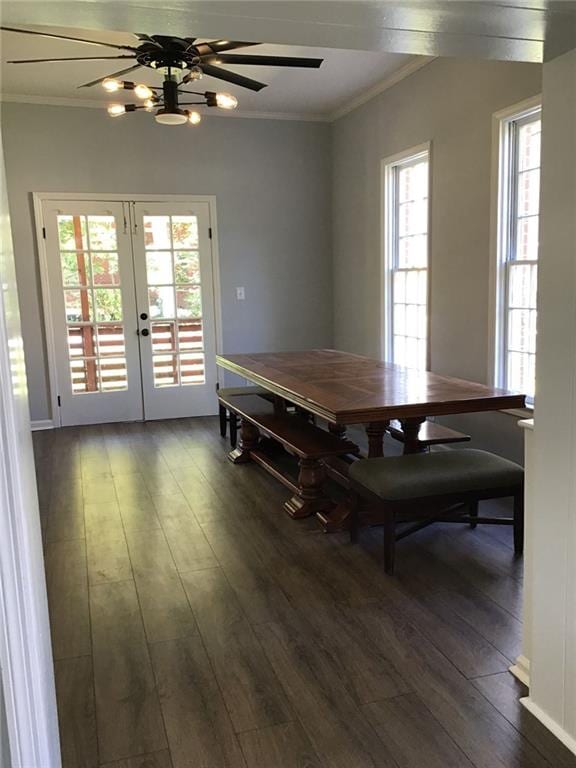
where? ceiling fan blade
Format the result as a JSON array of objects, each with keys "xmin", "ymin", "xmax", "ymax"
[
  {"xmin": 200, "ymin": 62, "xmax": 266, "ymax": 91},
  {"xmin": 78, "ymin": 63, "xmax": 143, "ymax": 88},
  {"xmin": 0, "ymin": 25, "xmax": 139, "ymax": 52},
  {"xmin": 7, "ymin": 55, "xmax": 136, "ymax": 64},
  {"xmin": 213, "ymin": 54, "xmax": 323, "ymax": 68},
  {"xmin": 195, "ymin": 40, "xmax": 258, "ymax": 55}
]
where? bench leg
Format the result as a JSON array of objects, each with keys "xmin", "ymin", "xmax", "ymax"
[
  {"xmin": 383, "ymin": 513, "xmax": 396, "ymax": 575},
  {"xmin": 284, "ymin": 457, "xmax": 331, "ymax": 519},
  {"xmin": 513, "ymin": 489, "xmax": 524, "ymax": 556},
  {"xmin": 219, "ymin": 403, "xmax": 227, "ymax": 438},
  {"xmin": 228, "ymin": 418, "xmax": 260, "ymax": 464},
  {"xmin": 469, "ymin": 499, "xmax": 479, "ymax": 529},
  {"xmin": 229, "ymin": 413, "xmax": 238, "ymax": 449}
]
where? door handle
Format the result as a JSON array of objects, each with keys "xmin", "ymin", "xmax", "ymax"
[
  {"xmin": 139, "ymin": 328, "xmax": 150, "ymax": 337},
  {"xmin": 140, "ymin": 312, "xmax": 148, "ymax": 320}
]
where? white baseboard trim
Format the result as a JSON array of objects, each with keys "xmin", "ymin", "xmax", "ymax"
[
  {"xmin": 520, "ymin": 697, "xmax": 576, "ymax": 755},
  {"xmin": 30, "ymin": 419, "xmax": 54, "ymax": 431},
  {"xmin": 509, "ymin": 655, "xmax": 530, "ymax": 686}
]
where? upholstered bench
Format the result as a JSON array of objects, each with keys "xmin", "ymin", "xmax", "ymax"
[
  {"xmin": 217, "ymin": 386, "xmax": 273, "ymax": 447},
  {"xmin": 349, "ymin": 449, "xmax": 524, "ymax": 575}
]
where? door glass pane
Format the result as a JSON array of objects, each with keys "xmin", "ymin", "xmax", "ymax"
[
  {"xmin": 172, "ymin": 217, "xmax": 198, "ymax": 248},
  {"xmin": 65, "ymin": 289, "xmax": 93, "ymax": 323},
  {"xmin": 67, "ymin": 326, "xmax": 96, "ymax": 357},
  {"xmin": 58, "ymin": 215, "xmax": 87, "ymax": 250},
  {"xmin": 94, "ymin": 289, "xmax": 123, "ymax": 322},
  {"xmin": 143, "ymin": 216, "xmax": 171, "ymax": 249},
  {"xmin": 98, "ymin": 357, "xmax": 128, "ymax": 391},
  {"xmin": 178, "ymin": 321, "xmax": 203, "ymax": 350},
  {"xmin": 176, "ymin": 287, "xmax": 202, "ymax": 319},
  {"xmin": 142, "ymin": 214, "xmax": 205, "ymax": 388},
  {"xmin": 57, "ymin": 213, "xmax": 128, "ymax": 394},
  {"xmin": 146, "ymin": 252, "xmax": 173, "ymax": 284},
  {"xmin": 151, "ymin": 322, "xmax": 176, "ymax": 353},
  {"xmin": 149, "ymin": 286, "xmax": 176, "ymax": 319},
  {"xmin": 97, "ymin": 325, "xmax": 125, "ymax": 357},
  {"xmin": 174, "ymin": 252, "xmax": 200, "ymax": 283},
  {"xmin": 87, "ymin": 216, "xmax": 117, "ymax": 250},
  {"xmin": 61, "ymin": 252, "xmax": 90, "ymax": 286},
  {"xmin": 91, "ymin": 253, "xmax": 120, "ymax": 285},
  {"xmin": 180, "ymin": 352, "xmax": 204, "ymax": 385},
  {"xmin": 153, "ymin": 354, "xmax": 178, "ymax": 387}
]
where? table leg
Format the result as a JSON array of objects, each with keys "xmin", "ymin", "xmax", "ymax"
[
  {"xmin": 228, "ymin": 418, "xmax": 260, "ymax": 464},
  {"xmin": 328, "ymin": 423, "xmax": 347, "ymax": 439},
  {"xmin": 400, "ymin": 416, "xmax": 426, "ymax": 454},
  {"xmin": 366, "ymin": 421, "xmax": 388, "ymax": 458},
  {"xmin": 284, "ymin": 457, "xmax": 333, "ymax": 519}
]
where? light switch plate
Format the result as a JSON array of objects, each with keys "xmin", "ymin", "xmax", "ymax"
[{"xmin": 236, "ymin": 286, "xmax": 245, "ymax": 300}]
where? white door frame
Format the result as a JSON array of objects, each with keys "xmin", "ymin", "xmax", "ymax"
[{"xmin": 33, "ymin": 193, "xmax": 224, "ymax": 426}]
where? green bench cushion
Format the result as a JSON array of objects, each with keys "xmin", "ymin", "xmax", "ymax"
[{"xmin": 349, "ymin": 449, "xmax": 523, "ymax": 501}]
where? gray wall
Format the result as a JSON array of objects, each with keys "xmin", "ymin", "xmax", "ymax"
[
  {"xmin": 1, "ymin": 103, "xmax": 332, "ymax": 421},
  {"xmin": 332, "ymin": 57, "xmax": 542, "ymax": 461}
]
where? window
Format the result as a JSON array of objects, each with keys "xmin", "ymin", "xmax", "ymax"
[
  {"xmin": 383, "ymin": 146, "xmax": 430, "ymax": 369},
  {"xmin": 495, "ymin": 104, "xmax": 541, "ymax": 401}
]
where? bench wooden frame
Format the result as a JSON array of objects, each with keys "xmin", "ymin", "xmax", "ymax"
[
  {"xmin": 387, "ymin": 419, "xmax": 471, "ymax": 452},
  {"xmin": 218, "ymin": 393, "xmax": 358, "ymax": 519},
  {"xmin": 349, "ymin": 479, "xmax": 524, "ymax": 575}
]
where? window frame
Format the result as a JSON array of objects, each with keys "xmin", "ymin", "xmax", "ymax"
[
  {"xmin": 490, "ymin": 97, "xmax": 542, "ymax": 407},
  {"xmin": 381, "ymin": 142, "xmax": 432, "ymax": 369}
]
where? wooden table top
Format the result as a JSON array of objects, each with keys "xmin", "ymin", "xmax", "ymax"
[{"xmin": 216, "ymin": 350, "xmax": 526, "ymax": 424}]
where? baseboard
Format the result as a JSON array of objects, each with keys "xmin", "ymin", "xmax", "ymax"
[
  {"xmin": 520, "ymin": 697, "xmax": 576, "ymax": 755},
  {"xmin": 30, "ymin": 419, "xmax": 54, "ymax": 431},
  {"xmin": 509, "ymin": 655, "xmax": 530, "ymax": 686}
]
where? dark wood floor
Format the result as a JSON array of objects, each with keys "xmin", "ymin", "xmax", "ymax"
[{"xmin": 33, "ymin": 417, "xmax": 575, "ymax": 768}]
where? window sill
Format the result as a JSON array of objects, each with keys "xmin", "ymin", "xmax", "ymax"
[{"xmin": 501, "ymin": 406, "xmax": 534, "ymax": 418}]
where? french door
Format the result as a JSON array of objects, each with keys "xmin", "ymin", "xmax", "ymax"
[{"xmin": 41, "ymin": 198, "xmax": 218, "ymax": 426}]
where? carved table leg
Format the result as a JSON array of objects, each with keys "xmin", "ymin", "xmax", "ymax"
[
  {"xmin": 284, "ymin": 457, "xmax": 333, "ymax": 519},
  {"xmin": 228, "ymin": 418, "xmax": 260, "ymax": 464},
  {"xmin": 366, "ymin": 421, "xmax": 388, "ymax": 458},
  {"xmin": 400, "ymin": 416, "xmax": 426, "ymax": 454}
]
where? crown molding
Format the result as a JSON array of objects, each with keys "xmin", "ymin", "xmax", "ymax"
[
  {"xmin": 0, "ymin": 92, "xmax": 329, "ymax": 122},
  {"xmin": 328, "ymin": 55, "xmax": 436, "ymax": 122}
]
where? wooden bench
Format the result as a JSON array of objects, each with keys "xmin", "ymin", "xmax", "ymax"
[
  {"xmin": 349, "ymin": 449, "xmax": 524, "ymax": 575},
  {"xmin": 387, "ymin": 419, "xmax": 470, "ymax": 453},
  {"xmin": 217, "ymin": 385, "xmax": 274, "ymax": 448},
  {"xmin": 219, "ymin": 392, "xmax": 359, "ymax": 519}
]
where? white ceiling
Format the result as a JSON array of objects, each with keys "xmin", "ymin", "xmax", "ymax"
[{"xmin": 0, "ymin": 25, "xmax": 416, "ymax": 119}]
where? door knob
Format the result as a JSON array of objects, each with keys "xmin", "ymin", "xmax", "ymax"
[
  {"xmin": 140, "ymin": 312, "xmax": 148, "ymax": 320},
  {"xmin": 140, "ymin": 328, "xmax": 150, "ymax": 337}
]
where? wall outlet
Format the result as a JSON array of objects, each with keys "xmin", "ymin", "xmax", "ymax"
[{"xmin": 236, "ymin": 286, "xmax": 245, "ymax": 301}]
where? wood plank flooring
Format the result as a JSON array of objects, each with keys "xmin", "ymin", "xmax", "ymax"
[{"xmin": 34, "ymin": 417, "xmax": 576, "ymax": 768}]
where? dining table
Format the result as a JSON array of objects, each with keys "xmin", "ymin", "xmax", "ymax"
[{"xmin": 216, "ymin": 349, "xmax": 526, "ymax": 529}]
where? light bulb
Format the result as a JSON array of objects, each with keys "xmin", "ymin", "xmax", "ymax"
[
  {"xmin": 102, "ymin": 78, "xmax": 121, "ymax": 92},
  {"xmin": 107, "ymin": 103, "xmax": 126, "ymax": 117},
  {"xmin": 143, "ymin": 98, "xmax": 155, "ymax": 111},
  {"xmin": 188, "ymin": 111, "xmax": 201, "ymax": 125},
  {"xmin": 134, "ymin": 83, "xmax": 153, "ymax": 100},
  {"xmin": 215, "ymin": 92, "xmax": 238, "ymax": 110}
]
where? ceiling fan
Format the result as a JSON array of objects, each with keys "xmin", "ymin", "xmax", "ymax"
[{"xmin": 1, "ymin": 26, "xmax": 324, "ymax": 125}]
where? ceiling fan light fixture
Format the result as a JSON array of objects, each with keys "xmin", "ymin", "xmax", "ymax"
[
  {"xmin": 155, "ymin": 108, "xmax": 188, "ymax": 125},
  {"xmin": 188, "ymin": 110, "xmax": 201, "ymax": 125},
  {"xmin": 215, "ymin": 92, "xmax": 238, "ymax": 110},
  {"xmin": 102, "ymin": 77, "xmax": 122, "ymax": 92},
  {"xmin": 134, "ymin": 83, "xmax": 153, "ymax": 99}
]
